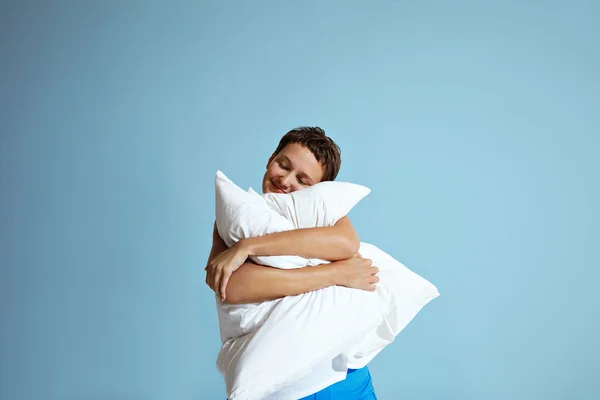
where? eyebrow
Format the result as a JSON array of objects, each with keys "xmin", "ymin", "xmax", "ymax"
[{"xmin": 279, "ymin": 155, "xmax": 314, "ymax": 184}]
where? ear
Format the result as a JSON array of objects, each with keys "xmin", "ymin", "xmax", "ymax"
[{"xmin": 266, "ymin": 154, "xmax": 275, "ymax": 170}]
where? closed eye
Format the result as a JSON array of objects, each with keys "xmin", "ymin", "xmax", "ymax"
[{"xmin": 298, "ymin": 177, "xmax": 310, "ymax": 186}]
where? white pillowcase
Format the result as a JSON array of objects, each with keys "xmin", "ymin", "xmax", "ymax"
[
  {"xmin": 213, "ymin": 170, "xmax": 440, "ymax": 400},
  {"xmin": 215, "ymin": 170, "xmax": 370, "ymax": 269},
  {"xmin": 214, "ymin": 170, "xmax": 370, "ymax": 343}
]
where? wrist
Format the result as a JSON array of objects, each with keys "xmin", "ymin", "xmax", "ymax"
[
  {"xmin": 238, "ymin": 237, "xmax": 256, "ymax": 257},
  {"xmin": 325, "ymin": 261, "xmax": 344, "ymax": 286}
]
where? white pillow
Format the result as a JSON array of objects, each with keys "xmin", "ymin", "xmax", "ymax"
[
  {"xmin": 214, "ymin": 170, "xmax": 371, "ymax": 343},
  {"xmin": 219, "ymin": 278, "xmax": 389, "ymax": 400},
  {"xmin": 250, "ymin": 178, "xmax": 371, "ymax": 229},
  {"xmin": 215, "ymin": 170, "xmax": 370, "ymax": 269},
  {"xmin": 213, "ymin": 170, "xmax": 440, "ymax": 400}
]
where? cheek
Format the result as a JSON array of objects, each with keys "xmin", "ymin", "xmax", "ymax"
[
  {"xmin": 288, "ymin": 182, "xmax": 303, "ymax": 193},
  {"xmin": 268, "ymin": 164, "xmax": 282, "ymax": 177}
]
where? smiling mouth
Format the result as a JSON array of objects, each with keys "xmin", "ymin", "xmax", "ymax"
[{"xmin": 271, "ymin": 179, "xmax": 286, "ymax": 194}]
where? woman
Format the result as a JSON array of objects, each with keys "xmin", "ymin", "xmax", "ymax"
[{"xmin": 206, "ymin": 127, "xmax": 379, "ymax": 399}]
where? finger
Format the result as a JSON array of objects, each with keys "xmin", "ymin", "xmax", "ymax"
[
  {"xmin": 370, "ymin": 266, "xmax": 379, "ymax": 274},
  {"xmin": 220, "ymin": 270, "xmax": 232, "ymax": 301},
  {"xmin": 209, "ymin": 265, "xmax": 217, "ymax": 290},
  {"xmin": 372, "ymin": 275, "xmax": 380, "ymax": 283},
  {"xmin": 364, "ymin": 258, "xmax": 373, "ymax": 266},
  {"xmin": 205, "ymin": 266, "xmax": 213, "ymax": 288},
  {"xmin": 213, "ymin": 267, "xmax": 222, "ymax": 295}
]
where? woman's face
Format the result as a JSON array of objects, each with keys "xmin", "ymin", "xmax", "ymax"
[{"xmin": 262, "ymin": 143, "xmax": 324, "ymax": 194}]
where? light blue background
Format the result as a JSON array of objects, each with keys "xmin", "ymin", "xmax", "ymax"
[{"xmin": 1, "ymin": 1, "xmax": 598, "ymax": 399}]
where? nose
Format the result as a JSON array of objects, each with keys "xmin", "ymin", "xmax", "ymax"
[{"xmin": 278, "ymin": 173, "xmax": 293, "ymax": 190}]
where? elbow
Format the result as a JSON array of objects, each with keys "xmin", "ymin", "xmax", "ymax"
[
  {"xmin": 334, "ymin": 217, "xmax": 360, "ymax": 259},
  {"xmin": 342, "ymin": 235, "xmax": 360, "ymax": 259},
  {"xmin": 223, "ymin": 285, "xmax": 244, "ymax": 305},
  {"xmin": 223, "ymin": 294, "xmax": 243, "ymax": 305},
  {"xmin": 222, "ymin": 296, "xmax": 241, "ymax": 305},
  {"xmin": 349, "ymin": 237, "xmax": 361, "ymax": 255},
  {"xmin": 223, "ymin": 269, "xmax": 256, "ymax": 305},
  {"xmin": 222, "ymin": 263, "xmax": 261, "ymax": 304}
]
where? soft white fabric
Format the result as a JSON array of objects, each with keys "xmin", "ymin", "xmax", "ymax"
[
  {"xmin": 213, "ymin": 171, "xmax": 440, "ymax": 400},
  {"xmin": 215, "ymin": 170, "xmax": 370, "ymax": 271}
]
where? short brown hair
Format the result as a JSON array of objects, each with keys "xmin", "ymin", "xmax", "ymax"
[{"xmin": 272, "ymin": 126, "xmax": 342, "ymax": 182}]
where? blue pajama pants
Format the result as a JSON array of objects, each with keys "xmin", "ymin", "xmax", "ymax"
[{"xmin": 299, "ymin": 366, "xmax": 378, "ymax": 400}]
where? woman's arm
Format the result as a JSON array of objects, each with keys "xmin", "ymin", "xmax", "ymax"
[
  {"xmin": 206, "ymin": 222, "xmax": 378, "ymax": 303},
  {"xmin": 207, "ymin": 217, "xmax": 361, "ymax": 300},
  {"xmin": 242, "ymin": 216, "xmax": 360, "ymax": 261},
  {"xmin": 224, "ymin": 257, "xmax": 379, "ymax": 304}
]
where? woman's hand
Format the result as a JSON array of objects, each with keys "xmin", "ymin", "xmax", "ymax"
[
  {"xmin": 333, "ymin": 252, "xmax": 380, "ymax": 291},
  {"xmin": 205, "ymin": 240, "xmax": 250, "ymax": 301}
]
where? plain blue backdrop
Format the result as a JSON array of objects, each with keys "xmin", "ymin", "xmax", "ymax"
[{"xmin": 1, "ymin": 1, "xmax": 598, "ymax": 399}]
